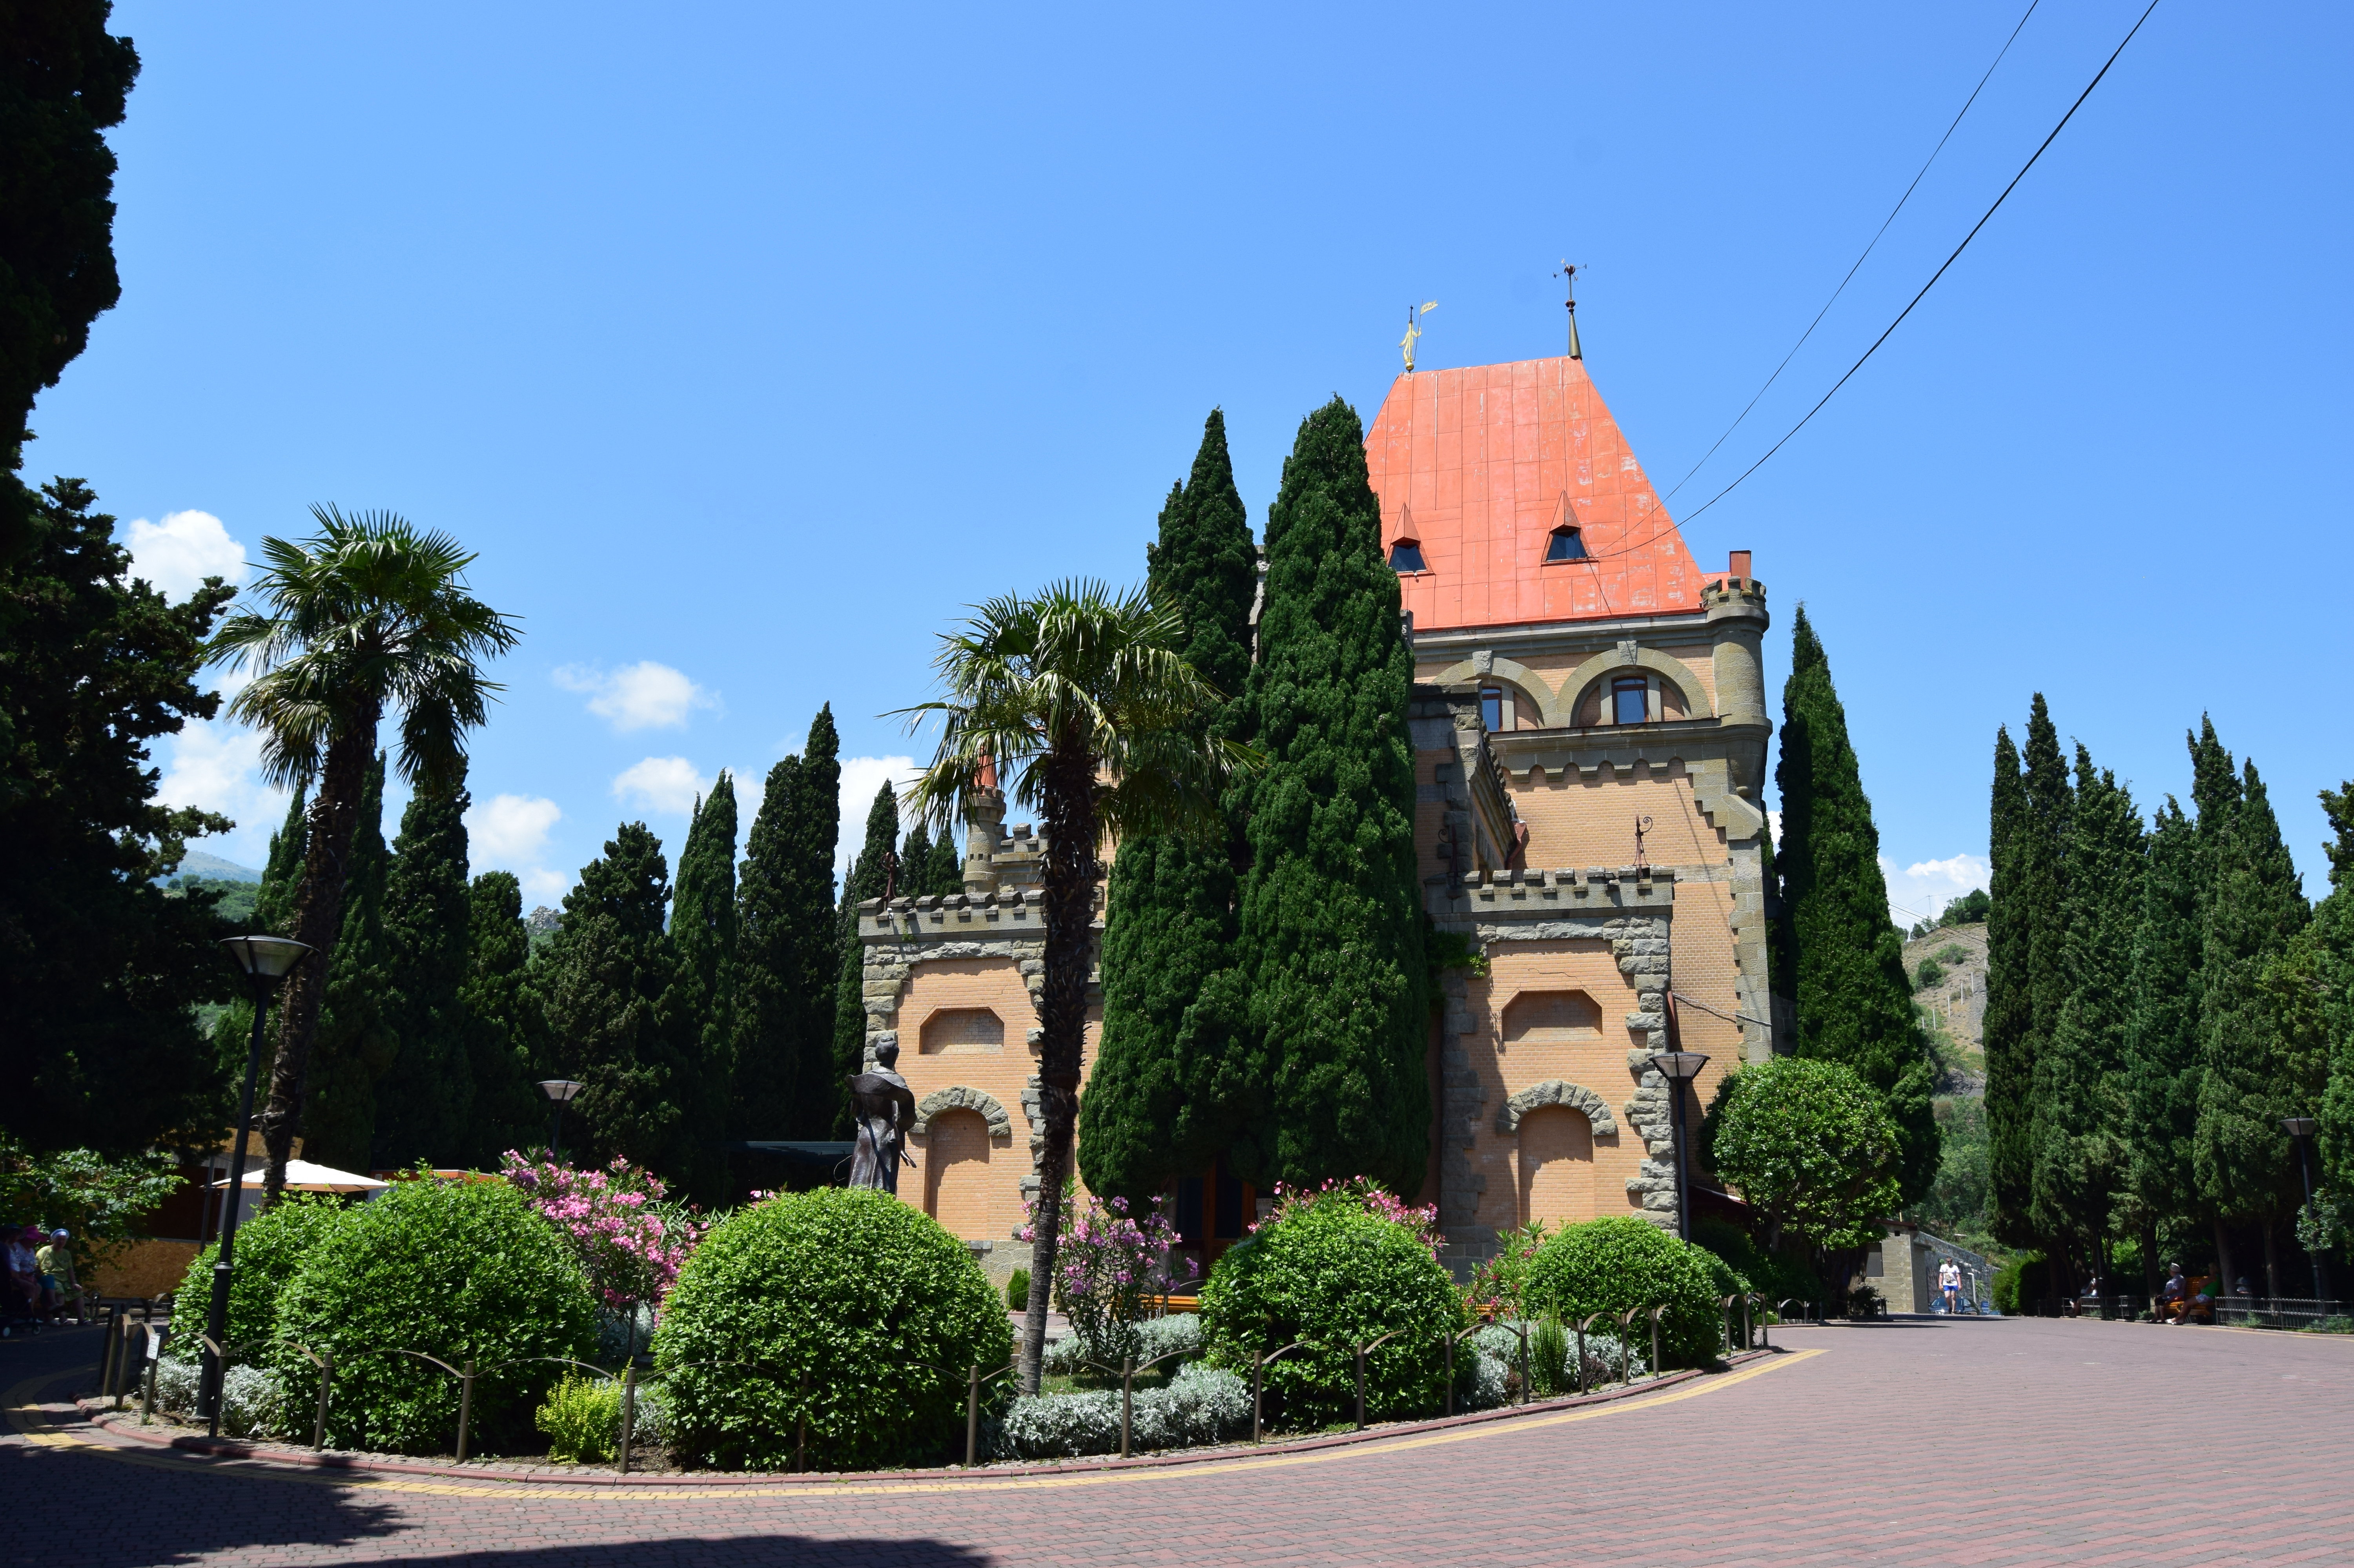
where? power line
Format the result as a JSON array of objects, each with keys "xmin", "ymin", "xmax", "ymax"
[
  {"xmin": 1662, "ymin": 0, "xmax": 2043, "ymax": 504},
  {"xmin": 1668, "ymin": 0, "xmax": 2165, "ymax": 535}
]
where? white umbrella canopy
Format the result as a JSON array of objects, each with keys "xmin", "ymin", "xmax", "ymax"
[{"xmin": 211, "ymin": 1158, "xmax": 388, "ymax": 1194}]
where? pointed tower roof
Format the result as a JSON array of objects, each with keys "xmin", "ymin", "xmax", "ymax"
[{"xmin": 1365, "ymin": 355, "xmax": 1704, "ymax": 631}]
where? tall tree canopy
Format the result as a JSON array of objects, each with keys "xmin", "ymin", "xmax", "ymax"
[
  {"xmin": 374, "ymin": 768, "xmax": 476, "ymax": 1167},
  {"xmin": 2027, "ymin": 745, "xmax": 2143, "ymax": 1274},
  {"xmin": 667, "ymin": 775, "xmax": 738, "ymax": 1200},
  {"xmin": 540, "ymin": 823, "xmax": 693, "ymax": 1177},
  {"xmin": 456, "ymin": 869, "xmax": 547, "ymax": 1166},
  {"xmin": 2120, "ymin": 797, "xmax": 2204, "ymax": 1269},
  {"xmin": 1231, "ymin": 397, "xmax": 1426, "ymax": 1197},
  {"xmin": 302, "ymin": 755, "xmax": 395, "ymax": 1173},
  {"xmin": 1984, "ymin": 696, "xmax": 2069, "ymax": 1245},
  {"xmin": 2310, "ymin": 783, "xmax": 2354, "ymax": 1202},
  {"xmin": 1084, "ymin": 408, "xmax": 1259, "ymax": 1202},
  {"xmin": 1771, "ymin": 605, "xmax": 1938, "ymax": 1204},
  {"xmin": 734, "ymin": 707, "xmax": 840, "ymax": 1142},
  {"xmin": 830, "ymin": 779, "xmax": 901, "ymax": 1138}
]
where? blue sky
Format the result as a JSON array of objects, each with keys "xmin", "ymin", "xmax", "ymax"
[{"xmin": 42, "ymin": 2, "xmax": 2350, "ymax": 917}]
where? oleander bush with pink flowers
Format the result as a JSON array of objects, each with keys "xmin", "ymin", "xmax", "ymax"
[{"xmin": 501, "ymin": 1151, "xmax": 706, "ymax": 1318}]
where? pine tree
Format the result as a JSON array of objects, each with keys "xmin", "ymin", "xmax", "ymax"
[
  {"xmin": 2121, "ymin": 798, "xmax": 2204, "ymax": 1279},
  {"xmin": 2028, "ymin": 747, "xmax": 2143, "ymax": 1277},
  {"xmin": 1231, "ymin": 397, "xmax": 1426, "ymax": 1195},
  {"xmin": 373, "ymin": 771, "xmax": 475, "ymax": 1167},
  {"xmin": 254, "ymin": 787, "xmax": 309, "ymax": 936},
  {"xmin": 831, "ymin": 781, "xmax": 901, "ymax": 1137},
  {"xmin": 541, "ymin": 823, "xmax": 694, "ymax": 1180},
  {"xmin": 734, "ymin": 707, "xmax": 840, "ymax": 1141},
  {"xmin": 456, "ymin": 869, "xmax": 547, "ymax": 1166},
  {"xmin": 302, "ymin": 755, "xmax": 398, "ymax": 1173},
  {"xmin": 1084, "ymin": 408, "xmax": 1259, "ymax": 1201},
  {"xmin": 1982, "ymin": 724, "xmax": 2033, "ymax": 1239},
  {"xmin": 668, "ymin": 774, "xmax": 738, "ymax": 1200},
  {"xmin": 1771, "ymin": 605, "xmax": 1939, "ymax": 1204},
  {"xmin": 2193, "ymin": 736, "xmax": 2311, "ymax": 1293}
]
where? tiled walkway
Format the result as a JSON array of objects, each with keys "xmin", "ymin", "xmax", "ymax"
[{"xmin": 7, "ymin": 1315, "xmax": 2350, "ymax": 1565}]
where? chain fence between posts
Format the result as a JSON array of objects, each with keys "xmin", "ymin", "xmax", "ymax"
[{"xmin": 100, "ymin": 1290, "xmax": 1791, "ymax": 1473}]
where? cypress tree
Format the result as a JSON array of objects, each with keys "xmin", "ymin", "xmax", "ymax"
[
  {"xmin": 1232, "ymin": 397, "xmax": 1426, "ymax": 1195},
  {"xmin": 2310, "ymin": 783, "xmax": 2354, "ymax": 1197},
  {"xmin": 668, "ymin": 775, "xmax": 739, "ymax": 1199},
  {"xmin": 734, "ymin": 707, "xmax": 841, "ymax": 1141},
  {"xmin": 899, "ymin": 823, "xmax": 964, "ymax": 898},
  {"xmin": 1771, "ymin": 605, "xmax": 1939, "ymax": 1204},
  {"xmin": 302, "ymin": 755, "xmax": 397, "ymax": 1173},
  {"xmin": 373, "ymin": 771, "xmax": 475, "ymax": 1167},
  {"xmin": 830, "ymin": 780, "xmax": 901, "ymax": 1137},
  {"xmin": 2121, "ymin": 797, "xmax": 2203, "ymax": 1284},
  {"xmin": 541, "ymin": 823, "xmax": 693, "ymax": 1180},
  {"xmin": 456, "ymin": 869, "xmax": 547, "ymax": 1166},
  {"xmin": 2028, "ymin": 746, "xmax": 2143, "ymax": 1279},
  {"xmin": 254, "ymin": 787, "xmax": 309, "ymax": 936},
  {"xmin": 2193, "ymin": 735, "xmax": 2311, "ymax": 1293},
  {"xmin": 1982, "ymin": 724, "xmax": 2033, "ymax": 1239},
  {"xmin": 1084, "ymin": 408, "xmax": 1259, "ymax": 1201}
]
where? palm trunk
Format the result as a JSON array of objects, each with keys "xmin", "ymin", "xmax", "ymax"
[
  {"xmin": 1018, "ymin": 742, "xmax": 1100, "ymax": 1395},
  {"xmin": 257, "ymin": 720, "xmax": 378, "ymax": 1206}
]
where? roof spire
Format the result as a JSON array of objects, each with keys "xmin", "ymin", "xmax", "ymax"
[{"xmin": 1555, "ymin": 261, "xmax": 1583, "ymax": 359}]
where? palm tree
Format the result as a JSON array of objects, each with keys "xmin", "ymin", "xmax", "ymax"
[
  {"xmin": 900, "ymin": 579, "xmax": 1252, "ymax": 1392},
  {"xmin": 207, "ymin": 506, "xmax": 521, "ymax": 1202}
]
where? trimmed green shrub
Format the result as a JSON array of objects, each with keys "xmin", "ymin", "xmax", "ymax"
[
  {"xmin": 1006, "ymin": 1268, "xmax": 1031, "ymax": 1312},
  {"xmin": 990, "ymin": 1362, "xmax": 1250, "ymax": 1459},
  {"xmin": 1522, "ymin": 1217, "xmax": 1723, "ymax": 1369},
  {"xmin": 270, "ymin": 1177, "xmax": 599, "ymax": 1456},
  {"xmin": 536, "ymin": 1370, "xmax": 622, "ymax": 1463},
  {"xmin": 652, "ymin": 1187, "xmax": 1011, "ymax": 1471},
  {"xmin": 172, "ymin": 1195, "xmax": 354, "ymax": 1361},
  {"xmin": 1197, "ymin": 1180, "xmax": 1465, "ymax": 1430}
]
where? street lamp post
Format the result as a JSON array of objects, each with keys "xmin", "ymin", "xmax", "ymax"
[
  {"xmin": 204, "ymin": 935, "xmax": 313, "ymax": 1435},
  {"xmin": 2282, "ymin": 1116, "xmax": 2329, "ymax": 1305},
  {"xmin": 539, "ymin": 1079, "xmax": 585, "ymax": 1160},
  {"xmin": 1647, "ymin": 1049, "xmax": 1710, "ymax": 1243}
]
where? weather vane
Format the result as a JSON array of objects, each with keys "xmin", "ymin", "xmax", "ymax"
[
  {"xmin": 1400, "ymin": 300, "xmax": 1438, "ymax": 373},
  {"xmin": 1554, "ymin": 261, "xmax": 1584, "ymax": 360}
]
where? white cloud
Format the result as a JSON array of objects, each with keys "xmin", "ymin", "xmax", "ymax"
[
  {"xmin": 125, "ymin": 510, "xmax": 247, "ymax": 601},
  {"xmin": 613, "ymin": 756, "xmax": 708, "ymax": 816},
  {"xmin": 520, "ymin": 867, "xmax": 571, "ymax": 905},
  {"xmin": 1881, "ymin": 852, "xmax": 1992, "ymax": 931},
  {"xmin": 467, "ymin": 793, "xmax": 562, "ymax": 862},
  {"xmin": 554, "ymin": 661, "xmax": 716, "ymax": 732},
  {"xmin": 154, "ymin": 714, "xmax": 288, "ymax": 865},
  {"xmin": 838, "ymin": 754, "xmax": 918, "ymax": 873}
]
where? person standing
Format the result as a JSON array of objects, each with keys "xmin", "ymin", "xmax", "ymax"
[{"xmin": 1937, "ymin": 1257, "xmax": 1962, "ymax": 1314}]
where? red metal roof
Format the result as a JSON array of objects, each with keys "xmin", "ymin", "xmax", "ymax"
[{"xmin": 1365, "ymin": 355, "xmax": 1705, "ymax": 630}]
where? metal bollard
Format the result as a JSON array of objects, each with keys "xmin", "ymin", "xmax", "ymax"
[
  {"xmin": 1251, "ymin": 1350, "xmax": 1264, "ymax": 1445},
  {"xmin": 1443, "ymin": 1333, "xmax": 1454, "ymax": 1418},
  {"xmin": 455, "ymin": 1359, "xmax": 475, "ymax": 1464},
  {"xmin": 619, "ymin": 1366, "xmax": 636, "ymax": 1474},
  {"xmin": 794, "ymin": 1373, "xmax": 808, "ymax": 1475},
  {"xmin": 1575, "ymin": 1319, "xmax": 1588, "ymax": 1396},
  {"xmin": 1516, "ymin": 1321, "xmax": 1530, "ymax": 1406},
  {"xmin": 304, "ymin": 1347, "xmax": 335, "ymax": 1448},
  {"xmin": 1651, "ymin": 1305, "xmax": 1664, "ymax": 1380},
  {"xmin": 1120, "ymin": 1357, "xmax": 1135, "ymax": 1458},
  {"xmin": 140, "ymin": 1326, "xmax": 161, "ymax": 1425},
  {"xmin": 964, "ymin": 1364, "xmax": 980, "ymax": 1468}
]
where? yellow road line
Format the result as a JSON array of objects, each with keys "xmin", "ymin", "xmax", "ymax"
[{"xmin": 7, "ymin": 1349, "xmax": 1823, "ymax": 1502}]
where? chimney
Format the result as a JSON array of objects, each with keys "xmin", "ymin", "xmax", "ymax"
[{"xmin": 1728, "ymin": 549, "xmax": 1752, "ymax": 581}]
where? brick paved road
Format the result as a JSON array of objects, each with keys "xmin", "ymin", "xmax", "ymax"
[{"xmin": 7, "ymin": 1315, "xmax": 2350, "ymax": 1566}]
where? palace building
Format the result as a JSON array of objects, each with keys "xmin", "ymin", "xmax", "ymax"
[{"xmin": 853, "ymin": 349, "xmax": 1773, "ymax": 1282}]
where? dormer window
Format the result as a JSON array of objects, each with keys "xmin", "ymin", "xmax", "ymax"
[
  {"xmin": 1388, "ymin": 538, "xmax": 1427, "ymax": 573},
  {"xmin": 1545, "ymin": 525, "xmax": 1589, "ymax": 562}
]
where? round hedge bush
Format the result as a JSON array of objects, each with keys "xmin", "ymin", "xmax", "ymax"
[
  {"xmin": 173, "ymin": 1195, "xmax": 353, "ymax": 1362},
  {"xmin": 1523, "ymin": 1216, "xmax": 1723, "ymax": 1369},
  {"xmin": 1198, "ymin": 1182, "xmax": 1465, "ymax": 1430},
  {"xmin": 270, "ymin": 1177, "xmax": 598, "ymax": 1455},
  {"xmin": 651, "ymin": 1187, "xmax": 1011, "ymax": 1472}
]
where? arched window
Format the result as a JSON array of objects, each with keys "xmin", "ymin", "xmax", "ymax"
[
  {"xmin": 920, "ymin": 1007, "xmax": 1005, "ymax": 1054},
  {"xmin": 1501, "ymin": 990, "xmax": 1603, "ymax": 1044},
  {"xmin": 1388, "ymin": 537, "xmax": 1427, "ymax": 573},
  {"xmin": 1545, "ymin": 525, "xmax": 1588, "ymax": 562},
  {"xmin": 1480, "ymin": 687, "xmax": 1504, "ymax": 732},
  {"xmin": 1611, "ymin": 677, "xmax": 1649, "ymax": 726}
]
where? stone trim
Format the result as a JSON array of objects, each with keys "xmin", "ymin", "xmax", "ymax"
[
  {"xmin": 911, "ymin": 1085, "xmax": 1013, "ymax": 1140},
  {"xmin": 1493, "ymin": 1079, "xmax": 1619, "ymax": 1137},
  {"xmin": 1424, "ymin": 654, "xmax": 1559, "ymax": 724},
  {"xmin": 1553, "ymin": 645, "xmax": 1715, "ymax": 723}
]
